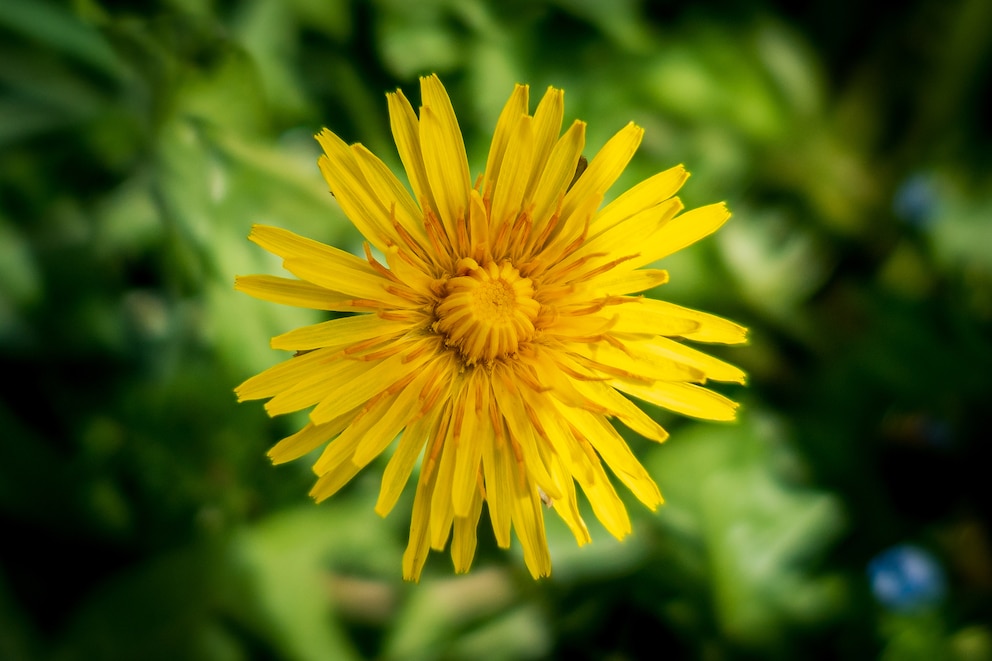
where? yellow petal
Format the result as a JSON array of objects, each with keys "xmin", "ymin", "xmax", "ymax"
[
  {"xmin": 481, "ymin": 387, "xmax": 513, "ymax": 548},
  {"xmin": 640, "ymin": 336, "xmax": 747, "ymax": 384},
  {"xmin": 352, "ymin": 143, "xmax": 431, "ymax": 249},
  {"xmin": 270, "ymin": 313, "xmax": 413, "ymax": 352},
  {"xmin": 234, "ymin": 275, "xmax": 372, "ymax": 311},
  {"xmin": 265, "ymin": 357, "xmax": 371, "ymax": 417},
  {"xmin": 376, "ymin": 403, "xmax": 445, "ymax": 517},
  {"xmin": 591, "ymin": 164, "xmax": 689, "ymax": 234},
  {"xmin": 546, "ymin": 452, "xmax": 590, "ymax": 546},
  {"xmin": 249, "ymin": 225, "xmax": 403, "ymax": 304},
  {"xmin": 451, "ymin": 485, "xmax": 484, "ymax": 573},
  {"xmin": 614, "ymin": 379, "xmax": 739, "ymax": 421},
  {"xmin": 387, "ymin": 88, "xmax": 438, "ymax": 217},
  {"xmin": 402, "ymin": 459, "xmax": 441, "ymax": 582},
  {"xmin": 511, "ymin": 477, "xmax": 551, "ymax": 579},
  {"xmin": 308, "ymin": 343, "xmax": 434, "ymax": 425},
  {"xmin": 519, "ymin": 349, "xmax": 589, "ymax": 409},
  {"xmin": 610, "ymin": 298, "xmax": 701, "ymax": 337},
  {"xmin": 560, "ymin": 122, "xmax": 643, "ymax": 226},
  {"xmin": 419, "ymin": 75, "xmax": 472, "ymax": 238},
  {"xmin": 591, "ymin": 268, "xmax": 669, "ymax": 296},
  {"xmin": 640, "ymin": 298, "xmax": 749, "ymax": 344},
  {"xmin": 491, "ymin": 371, "xmax": 561, "ymax": 500},
  {"xmin": 647, "ymin": 202, "xmax": 731, "ymax": 262},
  {"xmin": 451, "ymin": 377, "xmax": 485, "ymax": 518},
  {"xmin": 566, "ymin": 432, "xmax": 631, "ymax": 540},
  {"xmin": 468, "ymin": 188, "xmax": 490, "ymax": 253},
  {"xmin": 519, "ymin": 393, "xmax": 591, "ymax": 545},
  {"xmin": 429, "ymin": 415, "xmax": 457, "ymax": 550},
  {"xmin": 568, "ymin": 408, "xmax": 662, "ymax": 510},
  {"xmin": 309, "ymin": 459, "xmax": 363, "ymax": 502},
  {"xmin": 383, "ymin": 244, "xmax": 435, "ymax": 293},
  {"xmin": 352, "ymin": 366, "xmax": 439, "ymax": 468},
  {"xmin": 482, "ymin": 83, "xmax": 529, "ymax": 201},
  {"xmin": 309, "ymin": 396, "xmax": 397, "ymax": 498},
  {"xmin": 312, "ymin": 400, "xmax": 391, "ymax": 477},
  {"xmin": 528, "ymin": 120, "xmax": 585, "ymax": 241},
  {"xmin": 570, "ymin": 340, "xmax": 704, "ymax": 383},
  {"xmin": 560, "ymin": 197, "xmax": 684, "ymax": 276},
  {"xmin": 537, "ymin": 187, "xmax": 601, "ymax": 266},
  {"xmin": 490, "ymin": 114, "xmax": 534, "ymax": 231},
  {"xmin": 568, "ymin": 377, "xmax": 670, "ymax": 444},
  {"xmin": 315, "ymin": 130, "xmax": 397, "ymax": 250},
  {"xmin": 267, "ymin": 413, "xmax": 356, "ymax": 465},
  {"xmin": 249, "ymin": 224, "xmax": 373, "ymax": 273},
  {"xmin": 526, "ymin": 86, "xmax": 565, "ymax": 197},
  {"xmin": 514, "ymin": 376, "xmax": 593, "ymax": 482},
  {"xmin": 236, "ymin": 348, "xmax": 335, "ymax": 402},
  {"xmin": 544, "ymin": 310, "xmax": 616, "ymax": 341},
  {"xmin": 281, "ymin": 258, "xmax": 410, "ymax": 307}
]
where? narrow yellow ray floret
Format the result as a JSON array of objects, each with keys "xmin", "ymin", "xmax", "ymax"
[{"xmin": 235, "ymin": 74, "xmax": 747, "ymax": 581}]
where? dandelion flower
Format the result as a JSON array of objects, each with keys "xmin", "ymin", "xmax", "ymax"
[{"xmin": 236, "ymin": 75, "xmax": 747, "ymax": 580}]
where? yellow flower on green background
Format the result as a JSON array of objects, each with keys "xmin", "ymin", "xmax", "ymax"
[{"xmin": 236, "ymin": 74, "xmax": 746, "ymax": 581}]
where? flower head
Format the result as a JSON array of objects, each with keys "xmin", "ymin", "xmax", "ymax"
[{"xmin": 236, "ymin": 75, "xmax": 746, "ymax": 580}]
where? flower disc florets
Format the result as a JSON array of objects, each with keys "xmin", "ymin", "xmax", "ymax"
[{"xmin": 433, "ymin": 258, "xmax": 540, "ymax": 366}]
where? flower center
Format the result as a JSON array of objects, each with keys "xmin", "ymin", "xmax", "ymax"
[{"xmin": 434, "ymin": 258, "xmax": 540, "ymax": 365}]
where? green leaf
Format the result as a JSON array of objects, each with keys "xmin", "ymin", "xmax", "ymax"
[{"xmin": 0, "ymin": 0, "xmax": 122, "ymax": 76}]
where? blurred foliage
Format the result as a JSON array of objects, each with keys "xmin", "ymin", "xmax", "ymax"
[{"xmin": 1, "ymin": 0, "xmax": 991, "ymax": 659}]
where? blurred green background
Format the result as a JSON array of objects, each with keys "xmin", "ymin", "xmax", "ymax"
[{"xmin": 2, "ymin": 0, "xmax": 991, "ymax": 659}]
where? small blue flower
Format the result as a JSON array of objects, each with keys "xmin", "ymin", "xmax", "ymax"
[
  {"xmin": 868, "ymin": 544, "xmax": 947, "ymax": 611},
  {"xmin": 893, "ymin": 173, "xmax": 939, "ymax": 228}
]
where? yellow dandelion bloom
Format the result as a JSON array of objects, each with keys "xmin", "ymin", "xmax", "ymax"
[{"xmin": 236, "ymin": 74, "xmax": 747, "ymax": 581}]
